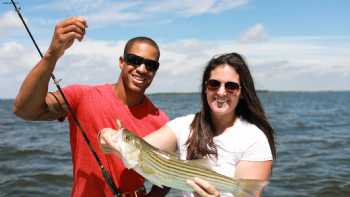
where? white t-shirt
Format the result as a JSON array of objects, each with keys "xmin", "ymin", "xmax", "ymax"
[{"xmin": 167, "ymin": 114, "xmax": 272, "ymax": 197}]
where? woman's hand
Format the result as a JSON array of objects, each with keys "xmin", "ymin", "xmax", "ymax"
[
  {"xmin": 98, "ymin": 120, "xmax": 122, "ymax": 156},
  {"xmin": 186, "ymin": 177, "xmax": 220, "ymax": 197}
]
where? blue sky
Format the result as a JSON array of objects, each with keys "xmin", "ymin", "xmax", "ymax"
[{"xmin": 0, "ymin": 0, "xmax": 349, "ymax": 98}]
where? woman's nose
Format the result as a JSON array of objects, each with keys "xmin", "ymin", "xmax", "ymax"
[{"xmin": 216, "ymin": 85, "xmax": 227, "ymax": 96}]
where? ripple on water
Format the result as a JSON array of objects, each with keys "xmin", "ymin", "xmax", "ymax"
[
  {"xmin": 0, "ymin": 174, "xmax": 72, "ymax": 197},
  {"xmin": 1, "ymin": 92, "xmax": 350, "ymax": 197}
]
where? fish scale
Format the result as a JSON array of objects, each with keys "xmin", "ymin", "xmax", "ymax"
[{"xmin": 142, "ymin": 149, "xmax": 236, "ymax": 191}]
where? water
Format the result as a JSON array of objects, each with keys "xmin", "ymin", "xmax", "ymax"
[{"xmin": 1, "ymin": 91, "xmax": 350, "ymax": 197}]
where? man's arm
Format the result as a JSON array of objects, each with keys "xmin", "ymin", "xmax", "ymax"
[{"xmin": 13, "ymin": 16, "xmax": 87, "ymax": 121}]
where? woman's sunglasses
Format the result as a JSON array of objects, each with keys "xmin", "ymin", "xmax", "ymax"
[
  {"xmin": 206, "ymin": 79, "xmax": 240, "ymax": 94},
  {"xmin": 124, "ymin": 53, "xmax": 159, "ymax": 72}
]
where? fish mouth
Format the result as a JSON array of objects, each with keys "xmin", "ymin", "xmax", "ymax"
[
  {"xmin": 112, "ymin": 130, "xmax": 123, "ymax": 152},
  {"xmin": 113, "ymin": 130, "xmax": 140, "ymax": 169}
]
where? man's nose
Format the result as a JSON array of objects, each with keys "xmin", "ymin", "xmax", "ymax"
[{"xmin": 136, "ymin": 63, "xmax": 147, "ymax": 73}]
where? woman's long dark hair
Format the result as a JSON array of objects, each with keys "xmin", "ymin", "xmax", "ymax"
[{"xmin": 186, "ymin": 52, "xmax": 277, "ymax": 160}]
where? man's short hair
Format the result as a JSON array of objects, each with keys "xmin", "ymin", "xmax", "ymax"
[{"xmin": 123, "ymin": 37, "xmax": 160, "ymax": 61}]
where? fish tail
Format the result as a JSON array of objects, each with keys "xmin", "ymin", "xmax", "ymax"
[{"xmin": 234, "ymin": 179, "xmax": 268, "ymax": 197}]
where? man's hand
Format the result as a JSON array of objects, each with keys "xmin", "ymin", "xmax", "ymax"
[
  {"xmin": 45, "ymin": 16, "xmax": 87, "ymax": 60},
  {"xmin": 98, "ymin": 120, "xmax": 123, "ymax": 156}
]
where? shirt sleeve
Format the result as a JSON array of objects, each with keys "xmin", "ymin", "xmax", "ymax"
[
  {"xmin": 241, "ymin": 128, "xmax": 273, "ymax": 161},
  {"xmin": 61, "ymin": 84, "xmax": 89, "ymax": 110},
  {"xmin": 58, "ymin": 84, "xmax": 90, "ymax": 122},
  {"xmin": 166, "ymin": 114, "xmax": 194, "ymax": 146}
]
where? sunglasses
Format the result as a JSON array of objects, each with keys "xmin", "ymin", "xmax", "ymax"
[
  {"xmin": 206, "ymin": 79, "xmax": 240, "ymax": 93},
  {"xmin": 124, "ymin": 53, "xmax": 159, "ymax": 72}
]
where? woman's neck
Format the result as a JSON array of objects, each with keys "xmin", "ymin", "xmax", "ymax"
[{"xmin": 211, "ymin": 113, "xmax": 236, "ymax": 135}]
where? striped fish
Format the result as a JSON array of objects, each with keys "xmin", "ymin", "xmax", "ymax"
[{"xmin": 111, "ymin": 129, "xmax": 267, "ymax": 196}]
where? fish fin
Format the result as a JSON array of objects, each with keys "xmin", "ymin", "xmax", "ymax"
[
  {"xmin": 141, "ymin": 163, "xmax": 156, "ymax": 175},
  {"xmin": 147, "ymin": 177, "xmax": 164, "ymax": 188},
  {"xmin": 143, "ymin": 139, "xmax": 179, "ymax": 160},
  {"xmin": 154, "ymin": 148, "xmax": 179, "ymax": 160},
  {"xmin": 233, "ymin": 179, "xmax": 268, "ymax": 197},
  {"xmin": 184, "ymin": 158, "xmax": 212, "ymax": 170},
  {"xmin": 138, "ymin": 163, "xmax": 164, "ymax": 188},
  {"xmin": 164, "ymin": 151, "xmax": 179, "ymax": 159}
]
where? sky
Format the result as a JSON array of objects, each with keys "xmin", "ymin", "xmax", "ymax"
[{"xmin": 0, "ymin": 0, "xmax": 349, "ymax": 98}]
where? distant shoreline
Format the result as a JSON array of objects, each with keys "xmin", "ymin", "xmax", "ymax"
[
  {"xmin": 147, "ymin": 90, "xmax": 350, "ymax": 96},
  {"xmin": 1, "ymin": 90, "xmax": 349, "ymax": 99}
]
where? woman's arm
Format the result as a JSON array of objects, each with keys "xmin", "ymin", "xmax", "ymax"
[
  {"xmin": 235, "ymin": 160, "xmax": 272, "ymax": 180},
  {"xmin": 235, "ymin": 160, "xmax": 272, "ymax": 197},
  {"xmin": 144, "ymin": 125, "xmax": 177, "ymax": 153},
  {"xmin": 98, "ymin": 122, "xmax": 177, "ymax": 156},
  {"xmin": 186, "ymin": 161, "xmax": 272, "ymax": 197}
]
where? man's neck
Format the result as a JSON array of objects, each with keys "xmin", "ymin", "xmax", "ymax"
[{"xmin": 114, "ymin": 81, "xmax": 145, "ymax": 107}]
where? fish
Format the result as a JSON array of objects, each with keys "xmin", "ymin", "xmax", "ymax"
[{"xmin": 109, "ymin": 129, "xmax": 268, "ymax": 197}]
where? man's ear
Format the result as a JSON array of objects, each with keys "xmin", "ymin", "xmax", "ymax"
[{"xmin": 119, "ymin": 56, "xmax": 125, "ymax": 69}]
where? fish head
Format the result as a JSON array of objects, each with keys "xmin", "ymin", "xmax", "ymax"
[{"xmin": 112, "ymin": 129, "xmax": 143, "ymax": 169}]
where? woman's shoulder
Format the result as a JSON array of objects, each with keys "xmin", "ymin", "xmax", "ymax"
[
  {"xmin": 172, "ymin": 114, "xmax": 195, "ymax": 122},
  {"xmin": 167, "ymin": 114, "xmax": 195, "ymax": 128},
  {"xmin": 166, "ymin": 114, "xmax": 195, "ymax": 141},
  {"xmin": 235, "ymin": 117, "xmax": 266, "ymax": 139},
  {"xmin": 235, "ymin": 118, "xmax": 273, "ymax": 161}
]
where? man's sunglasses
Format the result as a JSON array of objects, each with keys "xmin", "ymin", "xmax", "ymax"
[
  {"xmin": 124, "ymin": 53, "xmax": 159, "ymax": 72},
  {"xmin": 206, "ymin": 79, "xmax": 240, "ymax": 94}
]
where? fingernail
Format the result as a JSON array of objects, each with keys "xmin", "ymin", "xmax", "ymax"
[{"xmin": 77, "ymin": 16, "xmax": 85, "ymax": 21}]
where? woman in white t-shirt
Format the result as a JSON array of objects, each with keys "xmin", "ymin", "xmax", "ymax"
[{"xmin": 100, "ymin": 52, "xmax": 276, "ymax": 197}]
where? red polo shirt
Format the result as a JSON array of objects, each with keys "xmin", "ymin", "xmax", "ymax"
[{"xmin": 62, "ymin": 84, "xmax": 168, "ymax": 197}]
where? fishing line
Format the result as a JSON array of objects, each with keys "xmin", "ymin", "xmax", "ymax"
[{"xmin": 5, "ymin": 0, "xmax": 121, "ymax": 196}]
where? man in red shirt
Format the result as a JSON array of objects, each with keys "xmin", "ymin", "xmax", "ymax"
[{"xmin": 13, "ymin": 16, "xmax": 169, "ymax": 197}]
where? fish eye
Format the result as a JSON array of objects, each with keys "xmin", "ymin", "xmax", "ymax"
[{"xmin": 125, "ymin": 135, "xmax": 131, "ymax": 141}]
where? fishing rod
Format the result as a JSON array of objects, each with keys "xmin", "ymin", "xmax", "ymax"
[{"xmin": 6, "ymin": 1, "xmax": 121, "ymax": 196}]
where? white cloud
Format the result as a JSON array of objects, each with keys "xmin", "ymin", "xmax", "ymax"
[
  {"xmin": 1, "ymin": 35, "xmax": 350, "ymax": 98},
  {"xmin": 239, "ymin": 23, "xmax": 267, "ymax": 43},
  {"xmin": 86, "ymin": 5, "xmax": 144, "ymax": 26},
  {"xmin": 34, "ymin": 0, "xmax": 106, "ymax": 13},
  {"xmin": 143, "ymin": 0, "xmax": 248, "ymax": 16},
  {"xmin": 48, "ymin": 39, "xmax": 126, "ymax": 86},
  {"xmin": 0, "ymin": 11, "xmax": 22, "ymax": 36},
  {"xmin": 32, "ymin": 0, "xmax": 248, "ymax": 27},
  {"xmin": 0, "ymin": 42, "xmax": 38, "ymax": 74},
  {"xmin": 154, "ymin": 36, "xmax": 350, "ymax": 92},
  {"xmin": 209, "ymin": 0, "xmax": 248, "ymax": 13},
  {"xmin": 0, "ymin": 42, "xmax": 40, "ymax": 98}
]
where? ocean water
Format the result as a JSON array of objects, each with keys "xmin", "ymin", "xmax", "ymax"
[{"xmin": 1, "ymin": 91, "xmax": 349, "ymax": 197}]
